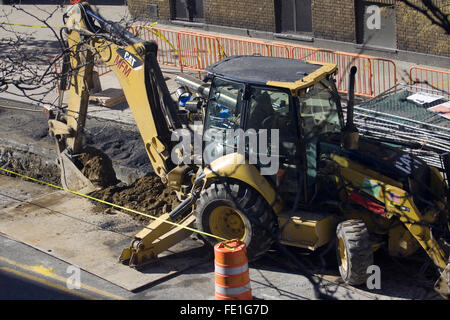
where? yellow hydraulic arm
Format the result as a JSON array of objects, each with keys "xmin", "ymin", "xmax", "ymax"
[
  {"xmin": 48, "ymin": 2, "xmax": 197, "ymax": 268},
  {"xmin": 49, "ymin": 3, "xmax": 182, "ymax": 190}
]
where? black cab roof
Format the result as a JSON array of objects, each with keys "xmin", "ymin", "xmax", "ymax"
[{"xmin": 205, "ymin": 55, "xmax": 337, "ymax": 94}]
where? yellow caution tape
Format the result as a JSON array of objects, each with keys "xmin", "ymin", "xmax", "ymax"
[
  {"xmin": 0, "ymin": 22, "xmax": 61, "ymax": 29},
  {"xmin": 0, "ymin": 167, "xmax": 228, "ymax": 242},
  {"xmin": 136, "ymin": 24, "xmax": 188, "ymax": 64},
  {"xmin": 218, "ymin": 43, "xmax": 227, "ymax": 59}
]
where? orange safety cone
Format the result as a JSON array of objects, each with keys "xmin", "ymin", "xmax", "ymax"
[{"xmin": 214, "ymin": 240, "xmax": 252, "ymax": 300}]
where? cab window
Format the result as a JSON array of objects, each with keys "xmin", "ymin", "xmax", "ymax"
[
  {"xmin": 204, "ymin": 77, "xmax": 244, "ymax": 131},
  {"xmin": 203, "ymin": 77, "xmax": 244, "ymax": 163},
  {"xmin": 298, "ymin": 79, "xmax": 343, "ymax": 139}
]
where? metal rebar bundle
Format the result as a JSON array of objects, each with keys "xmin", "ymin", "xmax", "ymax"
[{"xmin": 351, "ymin": 84, "xmax": 450, "ymax": 170}]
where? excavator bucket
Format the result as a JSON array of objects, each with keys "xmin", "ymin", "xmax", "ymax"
[
  {"xmin": 435, "ymin": 262, "xmax": 450, "ymax": 299},
  {"xmin": 58, "ymin": 151, "xmax": 97, "ymax": 194}
]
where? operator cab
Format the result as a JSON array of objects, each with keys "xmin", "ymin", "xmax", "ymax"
[{"xmin": 202, "ymin": 56, "xmax": 343, "ymax": 206}]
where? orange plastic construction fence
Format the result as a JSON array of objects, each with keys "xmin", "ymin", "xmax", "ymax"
[
  {"xmin": 409, "ymin": 66, "xmax": 450, "ymax": 95},
  {"xmin": 55, "ymin": 26, "xmax": 398, "ymax": 98},
  {"xmin": 214, "ymin": 240, "xmax": 252, "ymax": 300},
  {"xmin": 132, "ymin": 26, "xmax": 397, "ymax": 98}
]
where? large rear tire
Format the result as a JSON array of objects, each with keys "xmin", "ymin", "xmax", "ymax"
[
  {"xmin": 336, "ymin": 219, "xmax": 373, "ymax": 285},
  {"xmin": 194, "ymin": 182, "xmax": 277, "ymax": 261}
]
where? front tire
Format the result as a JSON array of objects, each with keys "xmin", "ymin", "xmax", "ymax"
[
  {"xmin": 336, "ymin": 219, "xmax": 373, "ymax": 285},
  {"xmin": 194, "ymin": 182, "xmax": 277, "ymax": 261}
]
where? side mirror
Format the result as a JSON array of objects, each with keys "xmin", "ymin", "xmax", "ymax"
[{"xmin": 202, "ymin": 75, "xmax": 211, "ymax": 83}]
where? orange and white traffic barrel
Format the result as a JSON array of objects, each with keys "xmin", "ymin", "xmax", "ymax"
[{"xmin": 214, "ymin": 240, "xmax": 252, "ymax": 300}]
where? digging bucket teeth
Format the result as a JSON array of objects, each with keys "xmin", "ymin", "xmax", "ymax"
[{"xmin": 58, "ymin": 151, "xmax": 97, "ymax": 194}]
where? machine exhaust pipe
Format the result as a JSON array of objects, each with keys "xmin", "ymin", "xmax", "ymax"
[
  {"xmin": 342, "ymin": 66, "xmax": 359, "ymax": 150},
  {"xmin": 346, "ymin": 66, "xmax": 357, "ymax": 129}
]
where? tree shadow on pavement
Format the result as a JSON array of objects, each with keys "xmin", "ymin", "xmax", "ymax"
[{"xmin": 0, "ymin": 38, "xmax": 60, "ymax": 65}]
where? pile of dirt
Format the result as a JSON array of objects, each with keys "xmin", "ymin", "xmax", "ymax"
[
  {"xmin": 84, "ymin": 124, "xmax": 152, "ymax": 174},
  {"xmin": 78, "ymin": 146, "xmax": 119, "ymax": 188},
  {"xmin": 0, "ymin": 107, "xmax": 169, "ymax": 224},
  {"xmin": 90, "ymin": 173, "xmax": 180, "ymax": 224},
  {"xmin": 0, "ymin": 147, "xmax": 60, "ymax": 185}
]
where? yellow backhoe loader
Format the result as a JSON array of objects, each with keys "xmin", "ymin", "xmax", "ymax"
[{"xmin": 48, "ymin": 2, "xmax": 449, "ymax": 297}]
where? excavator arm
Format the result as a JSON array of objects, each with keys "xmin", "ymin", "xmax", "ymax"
[
  {"xmin": 49, "ymin": 3, "xmax": 182, "ymax": 190},
  {"xmin": 48, "ymin": 2, "xmax": 197, "ymax": 268}
]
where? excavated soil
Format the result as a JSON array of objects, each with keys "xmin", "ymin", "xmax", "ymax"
[
  {"xmin": 76, "ymin": 147, "xmax": 180, "ymax": 224},
  {"xmin": 0, "ymin": 147, "xmax": 60, "ymax": 185},
  {"xmin": 79, "ymin": 146, "xmax": 119, "ymax": 188},
  {"xmin": 0, "ymin": 106, "xmax": 152, "ymax": 174},
  {"xmin": 90, "ymin": 173, "xmax": 180, "ymax": 224},
  {"xmin": 0, "ymin": 106, "xmax": 173, "ymax": 224}
]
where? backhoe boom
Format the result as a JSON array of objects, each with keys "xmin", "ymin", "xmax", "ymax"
[
  {"xmin": 49, "ymin": 2, "xmax": 183, "ymax": 189},
  {"xmin": 48, "ymin": 2, "xmax": 196, "ymax": 268}
]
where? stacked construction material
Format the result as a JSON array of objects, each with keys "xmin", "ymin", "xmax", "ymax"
[
  {"xmin": 353, "ymin": 84, "xmax": 450, "ymax": 170},
  {"xmin": 89, "ymin": 88, "xmax": 126, "ymax": 108}
]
